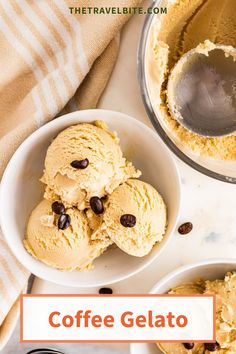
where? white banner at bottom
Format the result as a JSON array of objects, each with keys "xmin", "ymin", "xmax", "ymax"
[{"xmin": 21, "ymin": 294, "xmax": 215, "ymax": 343}]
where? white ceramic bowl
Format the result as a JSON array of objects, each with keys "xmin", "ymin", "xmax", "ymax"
[
  {"xmin": 0, "ymin": 109, "xmax": 181, "ymax": 287},
  {"xmin": 130, "ymin": 258, "xmax": 236, "ymax": 354}
]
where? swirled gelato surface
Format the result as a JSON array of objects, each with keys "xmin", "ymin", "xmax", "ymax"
[
  {"xmin": 42, "ymin": 121, "xmax": 140, "ymax": 210},
  {"xmin": 24, "ymin": 199, "xmax": 106, "ymax": 271},
  {"xmin": 92, "ymin": 179, "xmax": 167, "ymax": 257}
]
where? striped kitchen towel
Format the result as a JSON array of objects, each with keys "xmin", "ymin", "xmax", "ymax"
[
  {"xmin": 0, "ymin": 232, "xmax": 29, "ymax": 349},
  {"xmin": 0, "ymin": 0, "xmax": 142, "ymax": 350}
]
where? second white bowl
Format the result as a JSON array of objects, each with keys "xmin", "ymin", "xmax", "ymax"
[
  {"xmin": 130, "ymin": 258, "xmax": 236, "ymax": 354},
  {"xmin": 0, "ymin": 109, "xmax": 181, "ymax": 287}
]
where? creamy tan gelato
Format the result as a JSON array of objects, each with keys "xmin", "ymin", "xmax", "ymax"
[
  {"xmin": 24, "ymin": 199, "xmax": 106, "ymax": 271},
  {"xmin": 25, "ymin": 121, "xmax": 168, "ymax": 270},
  {"xmin": 42, "ymin": 121, "xmax": 140, "ymax": 210},
  {"xmin": 92, "ymin": 179, "xmax": 167, "ymax": 257},
  {"xmin": 146, "ymin": 0, "xmax": 236, "ymax": 160},
  {"xmin": 157, "ymin": 272, "xmax": 236, "ymax": 354}
]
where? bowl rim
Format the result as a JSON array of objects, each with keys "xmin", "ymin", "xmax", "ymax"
[
  {"xmin": 150, "ymin": 257, "xmax": 236, "ymax": 294},
  {"xmin": 137, "ymin": 3, "xmax": 236, "ymax": 184},
  {"xmin": 0, "ymin": 109, "xmax": 181, "ymax": 287}
]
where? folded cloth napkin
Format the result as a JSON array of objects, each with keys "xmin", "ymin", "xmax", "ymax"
[{"xmin": 0, "ymin": 0, "xmax": 142, "ymax": 350}]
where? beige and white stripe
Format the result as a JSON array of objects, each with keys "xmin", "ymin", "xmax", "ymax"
[
  {"xmin": 0, "ymin": 232, "xmax": 29, "ymax": 349},
  {"xmin": 0, "ymin": 0, "xmax": 142, "ymax": 350}
]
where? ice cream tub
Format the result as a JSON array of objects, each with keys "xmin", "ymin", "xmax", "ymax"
[{"xmin": 138, "ymin": 0, "xmax": 236, "ymax": 183}]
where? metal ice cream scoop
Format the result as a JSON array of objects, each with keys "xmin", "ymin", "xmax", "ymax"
[{"xmin": 167, "ymin": 44, "xmax": 236, "ymax": 137}]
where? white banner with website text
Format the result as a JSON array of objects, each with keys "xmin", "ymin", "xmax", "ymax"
[{"xmin": 21, "ymin": 295, "xmax": 215, "ymax": 342}]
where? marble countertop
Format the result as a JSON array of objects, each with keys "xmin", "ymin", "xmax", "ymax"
[{"xmin": 4, "ymin": 2, "xmax": 236, "ymax": 353}]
